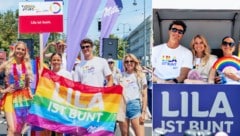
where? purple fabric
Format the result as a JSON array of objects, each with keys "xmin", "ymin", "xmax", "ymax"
[
  {"xmin": 43, "ymin": 33, "xmax": 50, "ymax": 47},
  {"xmin": 99, "ymin": 0, "xmax": 123, "ymax": 56},
  {"xmin": 66, "ymin": 0, "xmax": 101, "ymax": 71}
]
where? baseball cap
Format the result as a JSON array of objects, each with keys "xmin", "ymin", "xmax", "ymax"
[{"xmin": 107, "ymin": 58, "xmax": 114, "ymax": 63}]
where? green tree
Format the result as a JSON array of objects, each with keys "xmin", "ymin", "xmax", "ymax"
[{"xmin": 0, "ymin": 10, "xmax": 18, "ymax": 52}]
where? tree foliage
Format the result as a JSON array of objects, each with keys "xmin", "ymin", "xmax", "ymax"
[{"xmin": 0, "ymin": 10, "xmax": 18, "ymax": 52}]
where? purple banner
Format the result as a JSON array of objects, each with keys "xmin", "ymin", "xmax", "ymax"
[
  {"xmin": 99, "ymin": 0, "xmax": 123, "ymax": 57},
  {"xmin": 66, "ymin": 0, "xmax": 101, "ymax": 71},
  {"xmin": 153, "ymin": 84, "xmax": 240, "ymax": 136},
  {"xmin": 43, "ymin": 33, "xmax": 50, "ymax": 47}
]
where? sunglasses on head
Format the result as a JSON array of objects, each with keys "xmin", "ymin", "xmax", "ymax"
[
  {"xmin": 222, "ymin": 41, "xmax": 235, "ymax": 47},
  {"xmin": 170, "ymin": 28, "xmax": 184, "ymax": 34},
  {"xmin": 124, "ymin": 60, "xmax": 134, "ymax": 64},
  {"xmin": 81, "ymin": 45, "xmax": 91, "ymax": 49}
]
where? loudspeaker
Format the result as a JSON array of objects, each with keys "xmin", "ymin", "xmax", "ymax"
[
  {"xmin": 102, "ymin": 38, "xmax": 118, "ymax": 59},
  {"xmin": 18, "ymin": 38, "xmax": 34, "ymax": 59}
]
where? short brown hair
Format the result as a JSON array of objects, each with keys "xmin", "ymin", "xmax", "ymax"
[{"xmin": 80, "ymin": 38, "xmax": 93, "ymax": 47}]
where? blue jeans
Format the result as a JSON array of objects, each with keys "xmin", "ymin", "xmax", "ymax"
[{"xmin": 126, "ymin": 99, "xmax": 141, "ymax": 119}]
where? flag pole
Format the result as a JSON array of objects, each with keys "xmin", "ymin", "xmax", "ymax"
[{"xmin": 39, "ymin": 33, "xmax": 43, "ymax": 70}]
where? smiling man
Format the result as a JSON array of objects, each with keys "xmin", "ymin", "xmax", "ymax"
[
  {"xmin": 73, "ymin": 38, "xmax": 113, "ymax": 87},
  {"xmin": 152, "ymin": 20, "xmax": 193, "ymax": 83}
]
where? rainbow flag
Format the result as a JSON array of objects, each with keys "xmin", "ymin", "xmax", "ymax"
[
  {"xmin": 212, "ymin": 56, "xmax": 240, "ymax": 72},
  {"xmin": 27, "ymin": 68, "xmax": 123, "ymax": 136}
]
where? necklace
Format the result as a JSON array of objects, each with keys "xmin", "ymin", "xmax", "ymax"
[{"xmin": 12, "ymin": 59, "xmax": 26, "ymax": 89}]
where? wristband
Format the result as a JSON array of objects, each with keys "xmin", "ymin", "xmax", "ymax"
[{"xmin": 173, "ymin": 78, "xmax": 178, "ymax": 83}]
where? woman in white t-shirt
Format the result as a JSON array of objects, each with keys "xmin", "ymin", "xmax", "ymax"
[
  {"xmin": 119, "ymin": 53, "xmax": 147, "ymax": 136},
  {"xmin": 50, "ymin": 53, "xmax": 72, "ymax": 80},
  {"xmin": 48, "ymin": 53, "xmax": 72, "ymax": 135},
  {"xmin": 184, "ymin": 35, "xmax": 217, "ymax": 84}
]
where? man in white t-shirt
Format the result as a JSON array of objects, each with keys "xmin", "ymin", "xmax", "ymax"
[
  {"xmin": 152, "ymin": 20, "xmax": 193, "ymax": 83},
  {"xmin": 73, "ymin": 38, "xmax": 113, "ymax": 87}
]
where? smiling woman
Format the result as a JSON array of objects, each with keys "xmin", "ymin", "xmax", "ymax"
[{"xmin": 0, "ymin": 41, "xmax": 33, "ymax": 135}]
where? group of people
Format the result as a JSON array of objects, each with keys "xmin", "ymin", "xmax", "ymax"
[
  {"xmin": 152, "ymin": 20, "xmax": 240, "ymax": 84},
  {"xmin": 0, "ymin": 38, "xmax": 149, "ymax": 136}
]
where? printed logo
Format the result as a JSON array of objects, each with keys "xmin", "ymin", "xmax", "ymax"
[{"xmin": 50, "ymin": 2, "xmax": 61, "ymax": 14}]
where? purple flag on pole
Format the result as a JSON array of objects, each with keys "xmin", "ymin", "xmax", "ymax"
[
  {"xmin": 43, "ymin": 33, "xmax": 50, "ymax": 47},
  {"xmin": 66, "ymin": 0, "xmax": 101, "ymax": 71},
  {"xmin": 99, "ymin": 0, "xmax": 123, "ymax": 57}
]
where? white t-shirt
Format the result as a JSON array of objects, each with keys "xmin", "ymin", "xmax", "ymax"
[
  {"xmin": 193, "ymin": 55, "xmax": 217, "ymax": 81},
  {"xmin": 121, "ymin": 72, "xmax": 147, "ymax": 102},
  {"xmin": 56, "ymin": 69, "xmax": 73, "ymax": 80},
  {"xmin": 73, "ymin": 57, "xmax": 112, "ymax": 87},
  {"xmin": 152, "ymin": 43, "xmax": 193, "ymax": 80},
  {"xmin": 61, "ymin": 52, "xmax": 67, "ymax": 70},
  {"xmin": 112, "ymin": 67, "xmax": 121, "ymax": 85}
]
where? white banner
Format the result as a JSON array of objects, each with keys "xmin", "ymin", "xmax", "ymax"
[{"xmin": 19, "ymin": 1, "xmax": 63, "ymax": 16}]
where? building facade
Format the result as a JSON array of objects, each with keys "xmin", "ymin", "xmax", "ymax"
[{"xmin": 126, "ymin": 15, "xmax": 152, "ymax": 66}]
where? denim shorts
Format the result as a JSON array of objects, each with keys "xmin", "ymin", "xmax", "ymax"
[{"xmin": 126, "ymin": 99, "xmax": 141, "ymax": 119}]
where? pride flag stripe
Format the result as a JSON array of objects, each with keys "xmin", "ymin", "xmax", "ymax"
[
  {"xmin": 28, "ymin": 114, "xmax": 114, "ymax": 136},
  {"xmin": 30, "ymin": 96, "xmax": 117, "ymax": 122},
  {"xmin": 41, "ymin": 69, "xmax": 122, "ymax": 94}
]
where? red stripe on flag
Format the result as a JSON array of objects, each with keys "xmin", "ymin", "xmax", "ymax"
[{"xmin": 41, "ymin": 68, "xmax": 123, "ymax": 94}]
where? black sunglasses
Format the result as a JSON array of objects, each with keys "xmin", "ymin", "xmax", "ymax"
[
  {"xmin": 124, "ymin": 60, "xmax": 134, "ymax": 64},
  {"xmin": 222, "ymin": 41, "xmax": 235, "ymax": 47},
  {"xmin": 171, "ymin": 28, "xmax": 184, "ymax": 34},
  {"xmin": 81, "ymin": 45, "xmax": 91, "ymax": 49},
  {"xmin": 108, "ymin": 62, "xmax": 114, "ymax": 64}
]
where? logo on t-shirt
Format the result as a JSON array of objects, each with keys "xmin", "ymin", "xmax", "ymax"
[
  {"xmin": 83, "ymin": 66, "xmax": 95, "ymax": 74},
  {"xmin": 161, "ymin": 55, "xmax": 177, "ymax": 67}
]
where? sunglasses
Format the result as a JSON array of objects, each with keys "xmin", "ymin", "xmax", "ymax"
[
  {"xmin": 108, "ymin": 62, "xmax": 114, "ymax": 64},
  {"xmin": 171, "ymin": 28, "xmax": 184, "ymax": 34},
  {"xmin": 81, "ymin": 45, "xmax": 91, "ymax": 49},
  {"xmin": 222, "ymin": 41, "xmax": 235, "ymax": 47},
  {"xmin": 124, "ymin": 60, "xmax": 134, "ymax": 64}
]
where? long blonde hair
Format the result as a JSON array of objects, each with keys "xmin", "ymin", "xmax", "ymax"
[
  {"xmin": 5, "ymin": 41, "xmax": 33, "ymax": 79},
  {"xmin": 190, "ymin": 34, "xmax": 211, "ymax": 66},
  {"xmin": 123, "ymin": 53, "xmax": 144, "ymax": 78}
]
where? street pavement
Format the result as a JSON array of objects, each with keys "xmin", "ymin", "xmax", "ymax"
[
  {"xmin": 0, "ymin": 113, "xmax": 152, "ymax": 136},
  {"xmin": 115, "ymin": 119, "xmax": 152, "ymax": 136}
]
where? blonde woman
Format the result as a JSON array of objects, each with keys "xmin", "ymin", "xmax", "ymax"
[
  {"xmin": 0, "ymin": 41, "xmax": 33, "ymax": 135},
  {"xmin": 119, "ymin": 54, "xmax": 147, "ymax": 136},
  {"xmin": 184, "ymin": 34, "xmax": 217, "ymax": 84}
]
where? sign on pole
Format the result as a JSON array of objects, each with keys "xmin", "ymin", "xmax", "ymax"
[{"xmin": 19, "ymin": 2, "xmax": 63, "ymax": 33}]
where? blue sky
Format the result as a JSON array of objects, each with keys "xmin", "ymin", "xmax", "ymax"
[{"xmin": 0, "ymin": 0, "xmax": 152, "ymax": 41}]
